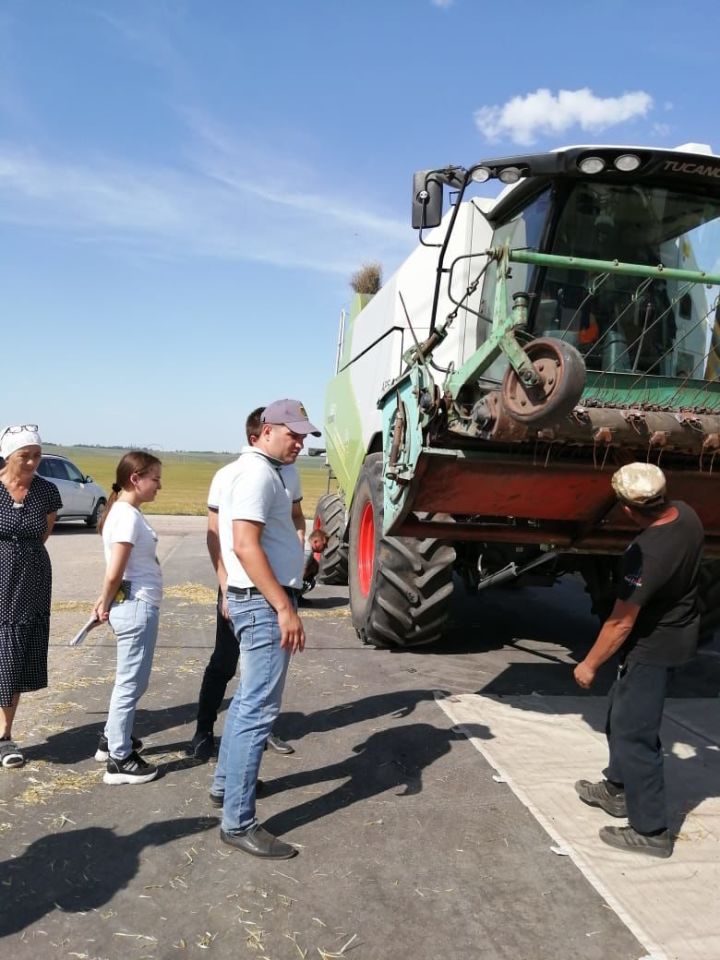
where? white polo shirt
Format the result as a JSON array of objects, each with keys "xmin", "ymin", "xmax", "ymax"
[
  {"xmin": 216, "ymin": 449, "xmax": 304, "ymax": 590},
  {"xmin": 208, "ymin": 447, "xmax": 301, "ymax": 510}
]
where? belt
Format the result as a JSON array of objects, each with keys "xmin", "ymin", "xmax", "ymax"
[{"xmin": 227, "ymin": 585, "xmax": 301, "ymax": 599}]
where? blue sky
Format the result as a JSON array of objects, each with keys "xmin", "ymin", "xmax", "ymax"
[{"xmin": 1, "ymin": 0, "xmax": 718, "ymax": 452}]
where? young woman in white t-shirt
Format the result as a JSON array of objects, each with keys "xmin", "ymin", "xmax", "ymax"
[{"xmin": 93, "ymin": 451, "xmax": 163, "ymax": 785}]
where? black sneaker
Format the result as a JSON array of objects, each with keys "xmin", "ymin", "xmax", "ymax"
[
  {"xmin": 186, "ymin": 731, "xmax": 215, "ymax": 762},
  {"xmin": 95, "ymin": 734, "xmax": 143, "ymax": 762},
  {"xmin": 599, "ymin": 825, "xmax": 673, "ymax": 858},
  {"xmin": 103, "ymin": 751, "xmax": 158, "ymax": 785},
  {"xmin": 574, "ymin": 779, "xmax": 627, "ymax": 818}
]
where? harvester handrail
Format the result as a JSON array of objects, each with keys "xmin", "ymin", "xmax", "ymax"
[{"xmin": 508, "ymin": 249, "xmax": 720, "ymax": 287}]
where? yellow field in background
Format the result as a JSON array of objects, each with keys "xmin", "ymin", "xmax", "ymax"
[{"xmin": 46, "ymin": 447, "xmax": 337, "ymax": 520}]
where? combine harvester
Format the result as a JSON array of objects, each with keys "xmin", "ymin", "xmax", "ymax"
[{"xmin": 315, "ymin": 143, "xmax": 720, "ymax": 648}]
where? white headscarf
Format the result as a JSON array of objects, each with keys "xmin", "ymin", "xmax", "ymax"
[{"xmin": 0, "ymin": 426, "xmax": 42, "ymax": 460}]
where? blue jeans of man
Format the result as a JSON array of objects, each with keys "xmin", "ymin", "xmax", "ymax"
[
  {"xmin": 213, "ymin": 593, "xmax": 291, "ymax": 833},
  {"xmin": 106, "ymin": 599, "xmax": 159, "ymax": 759}
]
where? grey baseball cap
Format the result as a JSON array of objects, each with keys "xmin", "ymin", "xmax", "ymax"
[
  {"xmin": 612, "ymin": 462, "xmax": 666, "ymax": 506},
  {"xmin": 261, "ymin": 399, "xmax": 321, "ymax": 437}
]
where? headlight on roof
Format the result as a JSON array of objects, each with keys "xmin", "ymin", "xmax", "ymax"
[
  {"xmin": 614, "ymin": 153, "xmax": 641, "ymax": 172},
  {"xmin": 470, "ymin": 165, "xmax": 493, "ymax": 183},
  {"xmin": 498, "ymin": 166, "xmax": 522, "ymax": 184},
  {"xmin": 579, "ymin": 156, "xmax": 606, "ymax": 175}
]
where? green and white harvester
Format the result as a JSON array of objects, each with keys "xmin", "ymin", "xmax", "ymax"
[{"xmin": 315, "ymin": 143, "xmax": 720, "ymax": 648}]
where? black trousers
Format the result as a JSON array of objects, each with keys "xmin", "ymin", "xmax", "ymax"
[
  {"xmin": 195, "ymin": 590, "xmax": 239, "ymax": 734},
  {"xmin": 604, "ymin": 659, "xmax": 672, "ymax": 834}
]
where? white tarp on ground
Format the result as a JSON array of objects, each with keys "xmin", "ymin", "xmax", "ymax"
[{"xmin": 436, "ymin": 691, "xmax": 720, "ymax": 960}]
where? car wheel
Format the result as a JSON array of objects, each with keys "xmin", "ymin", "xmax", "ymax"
[{"xmin": 86, "ymin": 498, "xmax": 106, "ymax": 529}]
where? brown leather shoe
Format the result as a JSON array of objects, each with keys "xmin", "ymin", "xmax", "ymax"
[{"xmin": 220, "ymin": 824, "xmax": 297, "ymax": 859}]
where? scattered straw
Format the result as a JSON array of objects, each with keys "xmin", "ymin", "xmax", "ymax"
[
  {"xmin": 164, "ymin": 583, "xmax": 216, "ymax": 604},
  {"xmin": 51, "ymin": 600, "xmax": 93, "ymax": 613},
  {"xmin": 299, "ymin": 608, "xmax": 350, "ymax": 619},
  {"xmin": 54, "ymin": 673, "xmax": 115, "ymax": 691},
  {"xmin": 15, "ymin": 769, "xmax": 100, "ymax": 807}
]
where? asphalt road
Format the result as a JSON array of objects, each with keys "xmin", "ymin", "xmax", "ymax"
[{"xmin": 1, "ymin": 517, "xmax": 717, "ymax": 960}]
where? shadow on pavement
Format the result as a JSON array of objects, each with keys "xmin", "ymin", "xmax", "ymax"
[
  {"xmin": 263, "ymin": 721, "xmax": 491, "ymax": 836},
  {"xmin": 0, "ymin": 816, "xmax": 218, "ymax": 938},
  {"xmin": 22, "ymin": 702, "xmax": 200, "ymax": 765},
  {"xmin": 276, "ymin": 688, "xmax": 442, "ymax": 743}
]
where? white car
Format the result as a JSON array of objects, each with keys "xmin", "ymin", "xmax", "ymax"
[{"xmin": 36, "ymin": 454, "xmax": 107, "ymax": 528}]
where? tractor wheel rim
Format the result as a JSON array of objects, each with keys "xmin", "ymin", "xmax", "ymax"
[{"xmin": 357, "ymin": 501, "xmax": 375, "ymax": 596}]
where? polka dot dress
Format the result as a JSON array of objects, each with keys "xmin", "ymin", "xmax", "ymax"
[{"xmin": 0, "ymin": 476, "xmax": 62, "ymax": 706}]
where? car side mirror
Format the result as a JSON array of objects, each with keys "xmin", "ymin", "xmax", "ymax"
[
  {"xmin": 84, "ymin": 475, "xmax": 93, "ymax": 483},
  {"xmin": 412, "ymin": 169, "xmax": 444, "ymax": 230}
]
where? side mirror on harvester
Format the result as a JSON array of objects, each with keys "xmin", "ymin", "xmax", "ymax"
[{"xmin": 411, "ymin": 169, "xmax": 443, "ymax": 230}]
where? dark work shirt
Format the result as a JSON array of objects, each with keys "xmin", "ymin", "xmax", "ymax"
[{"xmin": 616, "ymin": 501, "xmax": 704, "ymax": 666}]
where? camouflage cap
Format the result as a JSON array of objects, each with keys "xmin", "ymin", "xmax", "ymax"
[{"xmin": 611, "ymin": 462, "xmax": 667, "ymax": 506}]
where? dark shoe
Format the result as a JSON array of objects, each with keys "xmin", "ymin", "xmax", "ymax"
[
  {"xmin": 103, "ymin": 751, "xmax": 158, "ymax": 785},
  {"xmin": 599, "ymin": 825, "xmax": 673, "ymax": 859},
  {"xmin": 220, "ymin": 824, "xmax": 297, "ymax": 859},
  {"xmin": 210, "ymin": 779, "xmax": 264, "ymax": 807},
  {"xmin": 95, "ymin": 733, "xmax": 143, "ymax": 762},
  {"xmin": 0, "ymin": 739, "xmax": 24, "ymax": 769},
  {"xmin": 575, "ymin": 779, "xmax": 627, "ymax": 818},
  {"xmin": 266, "ymin": 733, "xmax": 294, "ymax": 755},
  {"xmin": 187, "ymin": 731, "xmax": 215, "ymax": 762}
]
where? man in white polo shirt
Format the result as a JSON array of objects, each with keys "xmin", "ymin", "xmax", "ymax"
[
  {"xmin": 187, "ymin": 406, "xmax": 304, "ymax": 762},
  {"xmin": 211, "ymin": 399, "xmax": 320, "ymax": 859}
]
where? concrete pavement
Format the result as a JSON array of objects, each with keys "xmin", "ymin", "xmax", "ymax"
[{"xmin": 0, "ymin": 517, "xmax": 661, "ymax": 959}]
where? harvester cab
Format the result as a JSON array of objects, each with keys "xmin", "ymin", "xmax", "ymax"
[{"xmin": 319, "ymin": 144, "xmax": 720, "ymax": 649}]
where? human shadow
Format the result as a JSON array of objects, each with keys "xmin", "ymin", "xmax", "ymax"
[
  {"xmin": 262, "ymin": 721, "xmax": 491, "ymax": 836},
  {"xmin": 0, "ymin": 816, "xmax": 217, "ymax": 938},
  {"xmin": 22, "ymin": 701, "xmax": 200, "ymax": 765},
  {"xmin": 272, "ymin": 688, "xmax": 443, "ymax": 745}
]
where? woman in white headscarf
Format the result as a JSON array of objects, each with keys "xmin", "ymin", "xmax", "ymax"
[{"xmin": 0, "ymin": 425, "xmax": 62, "ymax": 768}]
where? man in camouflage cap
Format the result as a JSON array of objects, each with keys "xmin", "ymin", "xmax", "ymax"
[{"xmin": 573, "ymin": 462, "xmax": 704, "ymax": 859}]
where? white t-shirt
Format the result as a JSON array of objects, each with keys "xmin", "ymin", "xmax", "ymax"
[
  {"xmin": 102, "ymin": 501, "xmax": 163, "ymax": 607},
  {"xmin": 217, "ymin": 449, "xmax": 304, "ymax": 590},
  {"xmin": 207, "ymin": 448, "xmax": 301, "ymax": 510}
]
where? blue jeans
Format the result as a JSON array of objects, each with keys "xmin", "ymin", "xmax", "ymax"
[
  {"xmin": 213, "ymin": 593, "xmax": 291, "ymax": 833},
  {"xmin": 105, "ymin": 599, "xmax": 159, "ymax": 760}
]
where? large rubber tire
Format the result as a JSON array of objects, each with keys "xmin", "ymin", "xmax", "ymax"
[
  {"xmin": 501, "ymin": 337, "xmax": 586, "ymax": 427},
  {"xmin": 698, "ymin": 559, "xmax": 720, "ymax": 644},
  {"xmin": 314, "ymin": 493, "xmax": 349, "ymax": 585},
  {"xmin": 85, "ymin": 498, "xmax": 106, "ymax": 529},
  {"xmin": 348, "ymin": 454, "xmax": 456, "ymax": 649}
]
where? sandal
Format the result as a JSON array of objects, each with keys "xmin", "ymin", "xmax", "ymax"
[{"xmin": 0, "ymin": 740, "xmax": 24, "ymax": 768}]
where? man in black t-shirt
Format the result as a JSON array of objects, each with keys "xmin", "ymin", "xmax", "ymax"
[{"xmin": 573, "ymin": 462, "xmax": 704, "ymax": 859}]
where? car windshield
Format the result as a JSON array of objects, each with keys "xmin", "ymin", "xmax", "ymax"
[{"xmin": 534, "ymin": 181, "xmax": 720, "ymax": 379}]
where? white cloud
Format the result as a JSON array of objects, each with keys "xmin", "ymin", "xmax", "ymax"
[
  {"xmin": 474, "ymin": 88, "xmax": 653, "ymax": 146},
  {"xmin": 431, "ymin": 0, "xmax": 455, "ymax": 7},
  {"xmin": 0, "ymin": 134, "xmax": 411, "ymax": 276}
]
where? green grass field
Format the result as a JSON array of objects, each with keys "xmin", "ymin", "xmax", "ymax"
[{"xmin": 44, "ymin": 445, "xmax": 337, "ymax": 520}]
